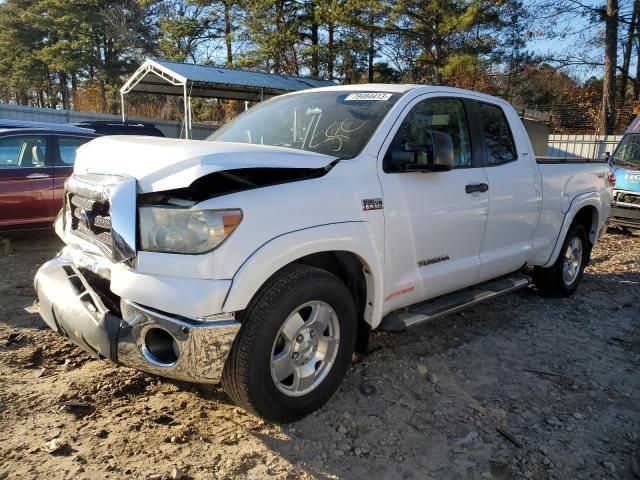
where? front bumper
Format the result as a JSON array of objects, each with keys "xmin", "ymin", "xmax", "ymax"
[
  {"xmin": 35, "ymin": 254, "xmax": 241, "ymax": 384},
  {"xmin": 609, "ymin": 205, "xmax": 640, "ymax": 229},
  {"xmin": 609, "ymin": 190, "xmax": 640, "ymax": 229}
]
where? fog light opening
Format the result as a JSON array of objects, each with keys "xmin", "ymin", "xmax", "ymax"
[{"xmin": 143, "ymin": 328, "xmax": 179, "ymax": 366}]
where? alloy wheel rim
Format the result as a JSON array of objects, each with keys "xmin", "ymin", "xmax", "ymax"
[
  {"xmin": 562, "ymin": 236, "xmax": 583, "ymax": 286},
  {"xmin": 270, "ymin": 300, "xmax": 340, "ymax": 397}
]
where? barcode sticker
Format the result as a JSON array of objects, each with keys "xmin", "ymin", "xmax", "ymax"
[{"xmin": 344, "ymin": 93, "xmax": 393, "ymax": 101}]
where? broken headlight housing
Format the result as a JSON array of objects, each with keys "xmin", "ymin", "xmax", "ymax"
[{"xmin": 139, "ymin": 207, "xmax": 242, "ymax": 254}]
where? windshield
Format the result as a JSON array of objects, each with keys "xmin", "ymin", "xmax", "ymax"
[
  {"xmin": 611, "ymin": 133, "xmax": 640, "ymax": 169},
  {"xmin": 207, "ymin": 91, "xmax": 401, "ymax": 159}
]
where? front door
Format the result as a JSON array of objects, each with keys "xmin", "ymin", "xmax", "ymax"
[
  {"xmin": 379, "ymin": 97, "xmax": 489, "ymax": 313},
  {"xmin": 0, "ymin": 134, "xmax": 53, "ymax": 229}
]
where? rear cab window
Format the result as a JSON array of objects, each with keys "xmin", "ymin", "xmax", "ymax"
[{"xmin": 478, "ymin": 103, "xmax": 517, "ymax": 165}]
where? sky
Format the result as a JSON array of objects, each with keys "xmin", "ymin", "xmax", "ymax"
[{"xmin": 524, "ymin": 0, "xmax": 637, "ymax": 83}]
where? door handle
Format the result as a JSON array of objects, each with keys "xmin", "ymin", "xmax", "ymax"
[
  {"xmin": 26, "ymin": 173, "xmax": 50, "ymax": 179},
  {"xmin": 465, "ymin": 183, "xmax": 489, "ymax": 194}
]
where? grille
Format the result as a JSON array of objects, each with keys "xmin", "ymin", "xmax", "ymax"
[
  {"xmin": 68, "ymin": 193, "xmax": 113, "ymax": 251},
  {"xmin": 614, "ymin": 191, "xmax": 640, "ymax": 208}
]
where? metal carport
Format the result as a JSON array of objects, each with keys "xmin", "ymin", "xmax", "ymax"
[{"xmin": 120, "ymin": 58, "xmax": 335, "ymax": 139}]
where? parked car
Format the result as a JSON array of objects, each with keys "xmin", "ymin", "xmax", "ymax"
[
  {"xmin": 608, "ymin": 116, "xmax": 640, "ymax": 231},
  {"xmin": 0, "ymin": 127, "xmax": 97, "ymax": 231},
  {"xmin": 34, "ymin": 85, "xmax": 612, "ymax": 422},
  {"xmin": 72, "ymin": 120, "xmax": 165, "ymax": 137}
]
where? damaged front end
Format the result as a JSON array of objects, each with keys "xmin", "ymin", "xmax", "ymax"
[
  {"xmin": 35, "ymin": 250, "xmax": 239, "ymax": 383},
  {"xmin": 38, "ymin": 171, "xmax": 242, "ymax": 383},
  {"xmin": 137, "ymin": 162, "xmax": 338, "ymax": 205},
  {"xmin": 37, "ymin": 160, "xmax": 337, "ymax": 384}
]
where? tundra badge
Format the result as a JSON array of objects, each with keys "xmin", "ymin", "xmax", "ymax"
[{"xmin": 418, "ymin": 255, "xmax": 450, "ymax": 267}]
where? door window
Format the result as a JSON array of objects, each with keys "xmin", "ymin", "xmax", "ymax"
[
  {"xmin": 57, "ymin": 136, "xmax": 91, "ymax": 166},
  {"xmin": 0, "ymin": 135, "xmax": 48, "ymax": 168},
  {"xmin": 386, "ymin": 98, "xmax": 473, "ymax": 171},
  {"xmin": 479, "ymin": 103, "xmax": 517, "ymax": 165}
]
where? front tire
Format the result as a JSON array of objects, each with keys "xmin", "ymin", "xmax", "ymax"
[
  {"xmin": 533, "ymin": 222, "xmax": 589, "ymax": 297},
  {"xmin": 222, "ymin": 264, "xmax": 357, "ymax": 423}
]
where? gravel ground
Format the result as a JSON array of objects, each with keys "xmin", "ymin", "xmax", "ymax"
[{"xmin": 0, "ymin": 230, "xmax": 639, "ymax": 480}]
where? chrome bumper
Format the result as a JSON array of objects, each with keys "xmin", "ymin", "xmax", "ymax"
[{"xmin": 34, "ymin": 254, "xmax": 240, "ymax": 384}]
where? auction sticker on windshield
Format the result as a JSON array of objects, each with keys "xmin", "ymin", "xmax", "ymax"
[{"xmin": 344, "ymin": 93, "xmax": 393, "ymax": 101}]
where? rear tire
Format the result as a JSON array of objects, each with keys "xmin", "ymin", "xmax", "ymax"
[
  {"xmin": 533, "ymin": 222, "xmax": 589, "ymax": 297},
  {"xmin": 222, "ymin": 264, "xmax": 357, "ymax": 423}
]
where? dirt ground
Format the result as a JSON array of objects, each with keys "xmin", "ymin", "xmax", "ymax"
[{"xmin": 0, "ymin": 231, "xmax": 639, "ymax": 480}]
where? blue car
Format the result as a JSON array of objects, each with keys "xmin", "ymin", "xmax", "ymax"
[{"xmin": 609, "ymin": 117, "xmax": 640, "ymax": 231}]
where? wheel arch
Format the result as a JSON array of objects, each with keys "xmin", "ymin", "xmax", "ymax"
[
  {"xmin": 543, "ymin": 193, "xmax": 602, "ymax": 268},
  {"xmin": 222, "ymin": 223, "xmax": 384, "ymax": 345},
  {"xmin": 572, "ymin": 205, "xmax": 598, "ymax": 244}
]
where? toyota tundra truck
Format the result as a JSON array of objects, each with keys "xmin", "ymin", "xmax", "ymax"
[{"xmin": 34, "ymin": 85, "xmax": 612, "ymax": 422}]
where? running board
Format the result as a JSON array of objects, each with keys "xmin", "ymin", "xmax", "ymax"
[{"xmin": 379, "ymin": 273, "xmax": 531, "ymax": 333}]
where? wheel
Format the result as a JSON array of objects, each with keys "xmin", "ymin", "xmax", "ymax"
[
  {"xmin": 222, "ymin": 264, "xmax": 357, "ymax": 423},
  {"xmin": 533, "ymin": 222, "xmax": 589, "ymax": 297}
]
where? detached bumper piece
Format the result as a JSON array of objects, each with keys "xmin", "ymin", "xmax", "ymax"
[{"xmin": 35, "ymin": 255, "xmax": 240, "ymax": 384}]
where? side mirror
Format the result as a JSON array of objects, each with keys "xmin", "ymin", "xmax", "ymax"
[{"xmin": 389, "ymin": 130, "xmax": 454, "ymax": 172}]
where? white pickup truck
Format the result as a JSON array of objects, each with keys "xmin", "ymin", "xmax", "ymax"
[{"xmin": 35, "ymin": 85, "xmax": 612, "ymax": 422}]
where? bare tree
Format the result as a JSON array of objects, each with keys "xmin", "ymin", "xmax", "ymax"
[{"xmin": 602, "ymin": 0, "xmax": 619, "ymax": 134}]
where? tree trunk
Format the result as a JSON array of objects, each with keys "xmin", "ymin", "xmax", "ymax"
[
  {"xmin": 368, "ymin": 30, "xmax": 375, "ymax": 83},
  {"xmin": 433, "ymin": 43, "xmax": 443, "ymax": 85},
  {"xmin": 619, "ymin": 0, "xmax": 638, "ymax": 110},
  {"xmin": 311, "ymin": 14, "xmax": 319, "ymax": 77},
  {"xmin": 327, "ymin": 23, "xmax": 334, "ymax": 80},
  {"xmin": 59, "ymin": 71, "xmax": 70, "ymax": 110},
  {"xmin": 224, "ymin": 1, "xmax": 233, "ymax": 66},
  {"xmin": 601, "ymin": 0, "xmax": 619, "ymax": 135},
  {"xmin": 70, "ymin": 72, "xmax": 78, "ymax": 109},
  {"xmin": 367, "ymin": 9, "xmax": 375, "ymax": 83},
  {"xmin": 99, "ymin": 79, "xmax": 107, "ymax": 113}
]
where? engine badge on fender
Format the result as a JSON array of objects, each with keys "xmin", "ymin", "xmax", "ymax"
[{"xmin": 362, "ymin": 198, "xmax": 383, "ymax": 211}]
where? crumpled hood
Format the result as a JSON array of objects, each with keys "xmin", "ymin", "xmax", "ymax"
[
  {"xmin": 612, "ymin": 166, "xmax": 640, "ymax": 192},
  {"xmin": 74, "ymin": 136, "xmax": 336, "ymax": 192}
]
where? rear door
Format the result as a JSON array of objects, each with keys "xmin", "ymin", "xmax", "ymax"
[
  {"xmin": 0, "ymin": 133, "xmax": 53, "ymax": 229},
  {"xmin": 52, "ymin": 135, "xmax": 94, "ymax": 214},
  {"xmin": 473, "ymin": 101, "xmax": 542, "ymax": 282}
]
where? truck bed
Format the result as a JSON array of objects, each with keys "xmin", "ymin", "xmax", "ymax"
[{"xmin": 530, "ymin": 161, "xmax": 611, "ymax": 265}]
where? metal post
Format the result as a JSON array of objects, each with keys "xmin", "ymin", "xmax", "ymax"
[
  {"xmin": 260, "ymin": 88, "xmax": 264, "ymax": 101},
  {"xmin": 183, "ymin": 83, "xmax": 189, "ymax": 139},
  {"xmin": 120, "ymin": 92, "xmax": 126, "ymax": 122},
  {"xmin": 188, "ymin": 95, "xmax": 193, "ymax": 136},
  {"xmin": 244, "ymin": 101, "xmax": 249, "ymax": 111}
]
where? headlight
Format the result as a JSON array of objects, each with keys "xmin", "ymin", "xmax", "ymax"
[{"xmin": 139, "ymin": 207, "xmax": 242, "ymax": 254}]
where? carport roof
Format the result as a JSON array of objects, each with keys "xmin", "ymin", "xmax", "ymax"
[{"xmin": 120, "ymin": 58, "xmax": 336, "ymax": 101}]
